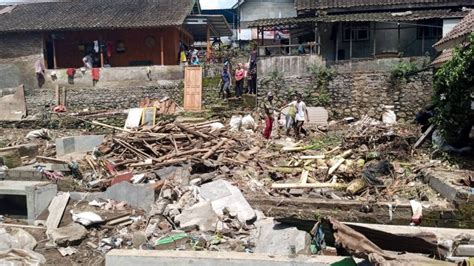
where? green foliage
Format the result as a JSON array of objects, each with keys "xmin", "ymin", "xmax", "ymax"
[
  {"xmin": 390, "ymin": 60, "xmax": 419, "ymax": 81},
  {"xmin": 304, "ymin": 64, "xmax": 335, "ymax": 107},
  {"xmin": 432, "ymin": 33, "xmax": 474, "ymax": 144},
  {"xmin": 310, "ymin": 134, "xmax": 342, "ymax": 151}
]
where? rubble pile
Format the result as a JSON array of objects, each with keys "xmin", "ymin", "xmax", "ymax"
[{"xmin": 75, "ymin": 119, "xmax": 260, "ymax": 190}]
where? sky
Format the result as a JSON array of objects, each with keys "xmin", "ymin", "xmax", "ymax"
[{"xmin": 200, "ymin": 0, "xmax": 238, "ymax": 10}]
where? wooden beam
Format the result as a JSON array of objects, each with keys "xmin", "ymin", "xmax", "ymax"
[
  {"xmin": 272, "ymin": 182, "xmax": 348, "ymax": 189},
  {"xmin": 52, "ymin": 38, "xmax": 57, "ymax": 69},
  {"xmin": 335, "ymin": 23, "xmax": 340, "ymax": 62},
  {"xmin": 373, "ymin": 22, "xmax": 377, "ymax": 58},
  {"xmin": 160, "ymin": 36, "xmax": 164, "ymax": 66},
  {"xmin": 349, "ymin": 22, "xmax": 353, "ymax": 60},
  {"xmin": 397, "ymin": 22, "xmax": 401, "ymax": 55}
]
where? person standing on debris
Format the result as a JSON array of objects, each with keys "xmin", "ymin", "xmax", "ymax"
[
  {"xmin": 263, "ymin": 105, "xmax": 274, "ymax": 139},
  {"xmin": 235, "ymin": 63, "xmax": 245, "ymax": 98},
  {"xmin": 219, "ymin": 66, "xmax": 231, "ymax": 99},
  {"xmin": 248, "ymin": 61, "xmax": 257, "ymax": 94},
  {"xmin": 294, "ymin": 94, "xmax": 309, "ymax": 139},
  {"xmin": 82, "ymin": 53, "xmax": 93, "ymax": 69},
  {"xmin": 34, "ymin": 57, "xmax": 45, "ymax": 88}
]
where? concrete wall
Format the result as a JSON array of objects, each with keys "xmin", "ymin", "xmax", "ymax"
[
  {"xmin": 0, "ymin": 33, "xmax": 46, "ymax": 92},
  {"xmin": 239, "ymin": 0, "xmax": 296, "ymax": 28},
  {"xmin": 106, "ymin": 250, "xmax": 350, "ymax": 266},
  {"xmin": 257, "ymin": 55, "xmax": 324, "ymax": 77},
  {"xmin": 258, "ymin": 57, "xmax": 433, "ymax": 121},
  {"xmin": 47, "ymin": 65, "xmax": 184, "ymax": 87}
]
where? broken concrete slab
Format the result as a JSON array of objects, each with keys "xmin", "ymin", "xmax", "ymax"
[
  {"xmin": 0, "ymin": 144, "xmax": 38, "ymax": 160},
  {"xmin": 421, "ymin": 169, "xmax": 473, "ymax": 204},
  {"xmin": 45, "ymin": 192, "xmax": 70, "ymax": 234},
  {"xmin": 105, "ymin": 250, "xmax": 348, "ymax": 266},
  {"xmin": 48, "ymin": 223, "xmax": 88, "ymax": 247},
  {"xmin": 0, "ymin": 85, "xmax": 27, "ymax": 121},
  {"xmin": 174, "ymin": 201, "xmax": 218, "ymax": 232},
  {"xmin": 254, "ymin": 218, "xmax": 311, "ymax": 256},
  {"xmin": 55, "ymin": 135, "xmax": 104, "ymax": 157},
  {"xmin": 6, "ymin": 165, "xmax": 43, "ymax": 181},
  {"xmin": 199, "ymin": 179, "xmax": 256, "ymax": 223},
  {"xmin": 70, "ymin": 182, "xmax": 155, "ymax": 212},
  {"xmin": 0, "ymin": 181, "xmax": 57, "ymax": 224}
]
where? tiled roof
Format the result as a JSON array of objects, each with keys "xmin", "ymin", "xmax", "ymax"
[
  {"xmin": 0, "ymin": 0, "xmax": 196, "ymax": 33},
  {"xmin": 434, "ymin": 10, "xmax": 474, "ymax": 50},
  {"xmin": 295, "ymin": 0, "xmax": 474, "ymax": 10},
  {"xmin": 248, "ymin": 9, "xmax": 467, "ymax": 28},
  {"xmin": 431, "ymin": 48, "xmax": 453, "ymax": 66}
]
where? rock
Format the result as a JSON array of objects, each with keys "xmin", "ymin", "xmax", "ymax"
[
  {"xmin": 104, "ymin": 181, "xmax": 155, "ymax": 212},
  {"xmin": 199, "ymin": 180, "xmax": 256, "ymax": 224},
  {"xmin": 49, "ymin": 223, "xmax": 88, "ymax": 247},
  {"xmin": 132, "ymin": 232, "xmax": 147, "ymax": 248},
  {"xmin": 254, "ymin": 218, "xmax": 311, "ymax": 256},
  {"xmin": 174, "ymin": 201, "xmax": 218, "ymax": 232},
  {"xmin": 289, "ymin": 189, "xmax": 304, "ymax": 196}
]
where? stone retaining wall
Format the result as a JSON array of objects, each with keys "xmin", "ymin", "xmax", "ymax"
[
  {"xmin": 258, "ymin": 71, "xmax": 433, "ymax": 121},
  {"xmin": 25, "ymin": 82, "xmax": 182, "ymax": 115}
]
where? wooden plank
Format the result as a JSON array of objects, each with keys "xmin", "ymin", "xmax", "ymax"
[
  {"xmin": 328, "ymin": 158, "xmax": 345, "ymax": 176},
  {"xmin": 45, "ymin": 192, "xmax": 70, "ymax": 234},
  {"xmin": 299, "ymin": 169, "xmax": 309, "ymax": 184},
  {"xmin": 414, "ymin": 124, "xmax": 435, "ymax": 149},
  {"xmin": 92, "ymin": 120, "xmax": 132, "ymax": 133},
  {"xmin": 183, "ymin": 66, "xmax": 202, "ymax": 111},
  {"xmin": 0, "ymin": 223, "xmax": 46, "ymax": 230},
  {"xmin": 272, "ymin": 182, "xmax": 348, "ymax": 189},
  {"xmin": 298, "ymin": 155, "xmax": 325, "ymax": 160}
]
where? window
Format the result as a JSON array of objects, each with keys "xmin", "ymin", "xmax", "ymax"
[
  {"xmin": 343, "ymin": 24, "xmax": 370, "ymax": 42},
  {"xmin": 417, "ymin": 26, "xmax": 442, "ymax": 39},
  {"xmin": 417, "ymin": 20, "xmax": 442, "ymax": 39}
]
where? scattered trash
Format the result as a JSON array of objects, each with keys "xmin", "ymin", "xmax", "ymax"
[{"xmin": 71, "ymin": 211, "xmax": 103, "ymax": 226}]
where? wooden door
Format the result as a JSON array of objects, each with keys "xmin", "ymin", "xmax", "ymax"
[{"xmin": 184, "ymin": 66, "xmax": 202, "ymax": 111}]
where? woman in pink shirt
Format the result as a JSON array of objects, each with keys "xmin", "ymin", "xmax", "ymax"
[{"xmin": 234, "ymin": 63, "xmax": 245, "ymax": 98}]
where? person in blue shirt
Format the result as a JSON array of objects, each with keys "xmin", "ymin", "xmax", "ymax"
[
  {"xmin": 191, "ymin": 55, "xmax": 200, "ymax": 65},
  {"xmin": 219, "ymin": 66, "xmax": 231, "ymax": 99}
]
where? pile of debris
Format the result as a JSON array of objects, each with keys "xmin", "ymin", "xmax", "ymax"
[{"xmin": 73, "ymin": 119, "xmax": 261, "ymax": 190}]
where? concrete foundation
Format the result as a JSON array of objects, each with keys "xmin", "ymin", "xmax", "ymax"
[
  {"xmin": 6, "ymin": 165, "xmax": 43, "ymax": 181},
  {"xmin": 421, "ymin": 169, "xmax": 473, "ymax": 204},
  {"xmin": 55, "ymin": 135, "xmax": 104, "ymax": 157},
  {"xmin": 105, "ymin": 250, "xmax": 352, "ymax": 266},
  {"xmin": 0, "ymin": 181, "xmax": 57, "ymax": 224}
]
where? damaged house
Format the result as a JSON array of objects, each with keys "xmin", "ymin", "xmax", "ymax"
[
  {"xmin": 0, "ymin": 0, "xmax": 231, "ymax": 86},
  {"xmin": 249, "ymin": 0, "xmax": 474, "ymax": 61},
  {"xmin": 0, "ymin": 0, "xmax": 231, "ymax": 118}
]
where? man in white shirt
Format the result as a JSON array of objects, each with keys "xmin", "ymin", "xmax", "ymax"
[{"xmin": 294, "ymin": 94, "xmax": 309, "ymax": 139}]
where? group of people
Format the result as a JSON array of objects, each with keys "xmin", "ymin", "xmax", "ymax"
[
  {"xmin": 263, "ymin": 93, "xmax": 309, "ymax": 140},
  {"xmin": 219, "ymin": 48, "xmax": 258, "ymax": 99},
  {"xmin": 180, "ymin": 45, "xmax": 203, "ymax": 66}
]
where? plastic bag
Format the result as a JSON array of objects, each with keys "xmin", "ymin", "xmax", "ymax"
[
  {"xmin": 382, "ymin": 110, "xmax": 396, "ymax": 124},
  {"xmin": 229, "ymin": 115, "xmax": 242, "ymax": 132},
  {"xmin": 241, "ymin": 114, "xmax": 255, "ymax": 130}
]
